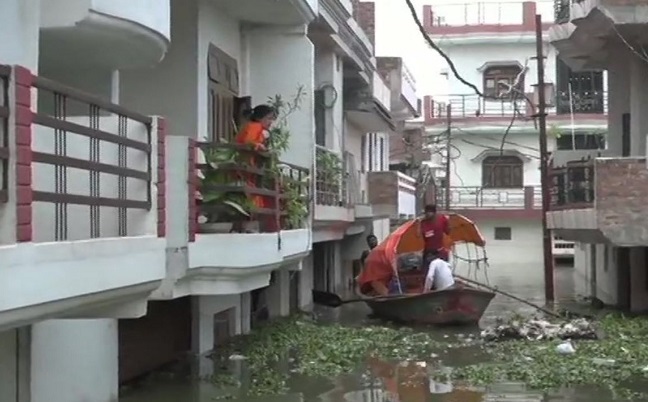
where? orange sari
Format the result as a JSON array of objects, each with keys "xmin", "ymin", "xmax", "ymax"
[
  {"xmin": 234, "ymin": 122, "xmax": 266, "ymax": 209},
  {"xmin": 356, "ymin": 248, "xmax": 395, "ymax": 295}
]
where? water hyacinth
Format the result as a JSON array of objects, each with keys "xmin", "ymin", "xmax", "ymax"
[{"xmin": 207, "ymin": 314, "xmax": 648, "ymax": 399}]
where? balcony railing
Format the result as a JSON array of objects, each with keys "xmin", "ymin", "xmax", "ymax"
[
  {"xmin": 196, "ymin": 143, "xmax": 310, "ymax": 233},
  {"xmin": 437, "ymin": 186, "xmax": 540, "ymax": 209},
  {"xmin": 315, "ymin": 145, "xmax": 348, "ymax": 207},
  {"xmin": 427, "ymin": 1, "xmax": 554, "ymax": 28},
  {"xmin": 556, "ymin": 90, "xmax": 606, "ymax": 114},
  {"xmin": 428, "ymin": 91, "xmax": 607, "ymax": 119},
  {"xmin": 550, "ymin": 159, "xmax": 595, "ymax": 209}
]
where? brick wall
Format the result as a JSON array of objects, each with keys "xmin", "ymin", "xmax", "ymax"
[
  {"xmin": 596, "ymin": 158, "xmax": 648, "ymax": 245},
  {"xmin": 156, "ymin": 117, "xmax": 167, "ymax": 237},
  {"xmin": 353, "ymin": 1, "xmax": 375, "ymax": 46},
  {"xmin": 14, "ymin": 66, "xmax": 33, "ymax": 243},
  {"xmin": 367, "ymin": 171, "xmax": 398, "ymax": 206}
]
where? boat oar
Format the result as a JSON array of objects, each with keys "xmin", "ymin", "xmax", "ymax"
[
  {"xmin": 312, "ymin": 290, "xmax": 399, "ymax": 308},
  {"xmin": 454, "ymin": 274, "xmax": 562, "ymax": 319}
]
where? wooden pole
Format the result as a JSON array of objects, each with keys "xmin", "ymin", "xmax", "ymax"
[
  {"xmin": 445, "ymin": 104, "xmax": 452, "ymax": 210},
  {"xmin": 534, "ymin": 14, "xmax": 555, "ymax": 302}
]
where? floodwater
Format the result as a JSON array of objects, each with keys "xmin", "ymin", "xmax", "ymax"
[{"xmin": 120, "ymin": 263, "xmax": 642, "ymax": 402}]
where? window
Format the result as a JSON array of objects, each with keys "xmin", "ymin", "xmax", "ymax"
[
  {"xmin": 315, "ymin": 90, "xmax": 326, "ymax": 146},
  {"xmin": 482, "ymin": 155, "xmax": 523, "ymax": 188},
  {"xmin": 379, "ymin": 136, "xmax": 385, "ymax": 171},
  {"xmin": 556, "ymin": 133, "xmax": 606, "ymax": 150},
  {"xmin": 483, "ymin": 65, "xmax": 524, "ymax": 98},
  {"xmin": 208, "ymin": 44, "xmax": 238, "ymax": 142},
  {"xmin": 494, "ymin": 227, "xmax": 512, "ymax": 240}
]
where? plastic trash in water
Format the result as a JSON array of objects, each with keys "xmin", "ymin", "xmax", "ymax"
[{"xmin": 556, "ymin": 340, "xmax": 576, "ymax": 354}]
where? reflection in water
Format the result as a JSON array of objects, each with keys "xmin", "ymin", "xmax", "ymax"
[{"xmin": 120, "ymin": 264, "xmax": 643, "ymax": 402}]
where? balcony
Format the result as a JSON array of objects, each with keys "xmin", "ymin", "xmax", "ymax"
[
  {"xmin": 436, "ymin": 186, "xmax": 542, "ymax": 220},
  {"xmin": 217, "ymin": 0, "xmax": 317, "ymax": 24},
  {"xmin": 376, "ymin": 57, "xmax": 421, "ymax": 120},
  {"xmin": 548, "ymin": 157, "xmax": 648, "ymax": 246},
  {"xmin": 177, "ymin": 142, "xmax": 312, "ymax": 296},
  {"xmin": 425, "ymin": 92, "xmax": 607, "ymax": 125},
  {"xmin": 367, "ymin": 171, "xmax": 418, "ymax": 219},
  {"xmin": 423, "ymin": 1, "xmax": 553, "ymax": 42},
  {"xmin": 314, "ymin": 146, "xmax": 355, "ymax": 223},
  {"xmin": 39, "ymin": 0, "xmax": 170, "ymax": 70},
  {"xmin": 0, "ymin": 64, "xmax": 166, "ymax": 330},
  {"xmin": 344, "ymin": 73, "xmax": 395, "ymax": 132}
]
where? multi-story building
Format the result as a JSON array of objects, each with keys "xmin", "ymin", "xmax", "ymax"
[
  {"xmin": 0, "ymin": 0, "xmax": 422, "ymax": 401},
  {"xmin": 421, "ymin": 0, "xmax": 607, "ymax": 266},
  {"xmin": 548, "ymin": 0, "xmax": 648, "ymax": 311}
]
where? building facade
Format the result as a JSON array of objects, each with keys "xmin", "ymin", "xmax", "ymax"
[
  {"xmin": 548, "ymin": 0, "xmax": 648, "ymax": 311},
  {"xmin": 0, "ymin": 0, "xmax": 419, "ymax": 401},
  {"xmin": 421, "ymin": 0, "xmax": 607, "ymax": 266}
]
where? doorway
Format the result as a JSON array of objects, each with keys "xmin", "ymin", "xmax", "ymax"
[{"xmin": 617, "ymin": 247, "xmax": 631, "ymax": 310}]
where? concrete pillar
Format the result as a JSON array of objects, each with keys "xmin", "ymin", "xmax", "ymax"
[
  {"xmin": 191, "ymin": 295, "xmax": 242, "ymax": 356},
  {"xmin": 607, "ymin": 47, "xmax": 630, "ymax": 156},
  {"xmin": 245, "ymin": 24, "xmax": 315, "ymax": 168},
  {"xmin": 268, "ymin": 269, "xmax": 290, "ymax": 318},
  {"xmin": 299, "ymin": 254, "xmax": 314, "ymax": 310},
  {"xmin": 630, "ymin": 54, "xmax": 648, "ymax": 156},
  {"xmin": 0, "ymin": 328, "xmax": 30, "ymax": 402},
  {"xmin": 0, "ymin": 0, "xmax": 40, "ymax": 70},
  {"xmin": 240, "ymin": 292, "xmax": 251, "ymax": 335},
  {"xmin": 31, "ymin": 319, "xmax": 118, "ymax": 402}
]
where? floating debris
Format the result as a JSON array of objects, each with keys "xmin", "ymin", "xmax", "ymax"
[{"xmin": 480, "ymin": 317, "xmax": 598, "ymax": 341}]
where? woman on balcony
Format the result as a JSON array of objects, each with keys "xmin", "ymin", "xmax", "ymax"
[{"xmin": 234, "ymin": 105, "xmax": 277, "ymax": 231}]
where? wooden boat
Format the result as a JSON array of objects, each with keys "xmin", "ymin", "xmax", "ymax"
[{"xmin": 359, "ymin": 282, "xmax": 495, "ymax": 325}]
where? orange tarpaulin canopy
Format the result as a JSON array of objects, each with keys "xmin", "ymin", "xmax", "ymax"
[{"xmin": 377, "ymin": 214, "xmax": 485, "ymax": 267}]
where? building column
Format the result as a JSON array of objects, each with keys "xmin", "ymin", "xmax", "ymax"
[
  {"xmin": 629, "ymin": 54, "xmax": 648, "ymax": 156},
  {"xmin": 31, "ymin": 319, "xmax": 118, "ymax": 402},
  {"xmin": 268, "ymin": 269, "xmax": 290, "ymax": 318},
  {"xmin": 607, "ymin": 48, "xmax": 630, "ymax": 156},
  {"xmin": 299, "ymin": 254, "xmax": 314, "ymax": 310},
  {"xmin": 240, "ymin": 292, "xmax": 251, "ymax": 335},
  {"xmin": 191, "ymin": 295, "xmax": 242, "ymax": 356}
]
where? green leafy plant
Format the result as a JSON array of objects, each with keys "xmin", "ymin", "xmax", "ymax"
[{"xmin": 315, "ymin": 149, "xmax": 343, "ymax": 205}]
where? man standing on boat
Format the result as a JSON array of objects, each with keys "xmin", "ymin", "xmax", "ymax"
[{"xmin": 419, "ymin": 204, "xmax": 450, "ymax": 265}]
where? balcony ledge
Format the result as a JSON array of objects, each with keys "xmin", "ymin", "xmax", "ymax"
[
  {"xmin": 0, "ymin": 236, "xmax": 166, "ymax": 331},
  {"xmin": 184, "ymin": 229, "xmax": 311, "ymax": 295},
  {"xmin": 40, "ymin": 7, "xmax": 170, "ymax": 71}
]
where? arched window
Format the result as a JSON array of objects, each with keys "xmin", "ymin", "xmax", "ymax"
[
  {"xmin": 482, "ymin": 155, "xmax": 523, "ymax": 188},
  {"xmin": 483, "ymin": 65, "xmax": 524, "ymax": 98}
]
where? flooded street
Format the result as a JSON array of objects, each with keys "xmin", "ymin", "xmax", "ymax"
[{"xmin": 120, "ymin": 263, "xmax": 645, "ymax": 402}]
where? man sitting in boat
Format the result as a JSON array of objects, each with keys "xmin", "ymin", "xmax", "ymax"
[{"xmin": 423, "ymin": 249, "xmax": 455, "ymax": 292}]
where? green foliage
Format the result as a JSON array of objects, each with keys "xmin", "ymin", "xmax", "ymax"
[{"xmin": 316, "ymin": 150, "xmax": 343, "ymax": 184}]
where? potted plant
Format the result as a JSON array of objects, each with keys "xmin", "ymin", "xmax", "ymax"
[{"xmin": 196, "ymin": 146, "xmax": 254, "ymax": 233}]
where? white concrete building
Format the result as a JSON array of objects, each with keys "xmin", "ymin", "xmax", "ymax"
[
  {"xmin": 0, "ymin": 0, "xmax": 425, "ymax": 400},
  {"xmin": 547, "ymin": 0, "xmax": 648, "ymax": 311},
  {"xmin": 421, "ymin": 0, "xmax": 607, "ymax": 266}
]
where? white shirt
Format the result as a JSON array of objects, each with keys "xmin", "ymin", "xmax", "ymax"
[{"xmin": 424, "ymin": 258, "xmax": 455, "ymax": 291}]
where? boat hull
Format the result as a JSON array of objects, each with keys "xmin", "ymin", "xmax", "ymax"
[{"xmin": 363, "ymin": 286, "xmax": 495, "ymax": 325}]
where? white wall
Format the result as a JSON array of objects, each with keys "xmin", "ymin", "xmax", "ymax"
[
  {"xmin": 32, "ymin": 319, "xmax": 118, "ymax": 402},
  {"xmin": 440, "ymin": 42, "xmax": 557, "ymax": 96},
  {"xmin": 315, "ymin": 49, "xmax": 345, "ymax": 152},
  {"xmin": 573, "ymin": 243, "xmax": 618, "ymax": 306},
  {"xmin": 247, "ymin": 25, "xmax": 315, "ymax": 169},
  {"xmin": 121, "ymin": 0, "xmax": 199, "ymax": 138},
  {"xmin": 451, "ymin": 132, "xmax": 549, "ymax": 187},
  {"xmin": 0, "ymin": 0, "xmax": 40, "ymax": 70}
]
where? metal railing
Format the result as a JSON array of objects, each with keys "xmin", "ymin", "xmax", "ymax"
[
  {"xmin": 315, "ymin": 145, "xmax": 348, "ymax": 207},
  {"xmin": 436, "ymin": 186, "xmax": 536, "ymax": 209},
  {"xmin": 428, "ymin": 91, "xmax": 607, "ymax": 119},
  {"xmin": 550, "ymin": 159, "xmax": 595, "ymax": 209},
  {"xmin": 554, "ymin": 0, "xmax": 585, "ymax": 23},
  {"xmin": 428, "ymin": 1, "xmax": 554, "ymax": 27},
  {"xmin": 0, "ymin": 66, "xmax": 9, "ymax": 203},
  {"xmin": 196, "ymin": 143, "xmax": 310, "ymax": 233},
  {"xmin": 31, "ymin": 72, "xmax": 154, "ymax": 241},
  {"xmin": 556, "ymin": 90, "xmax": 606, "ymax": 114}
]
